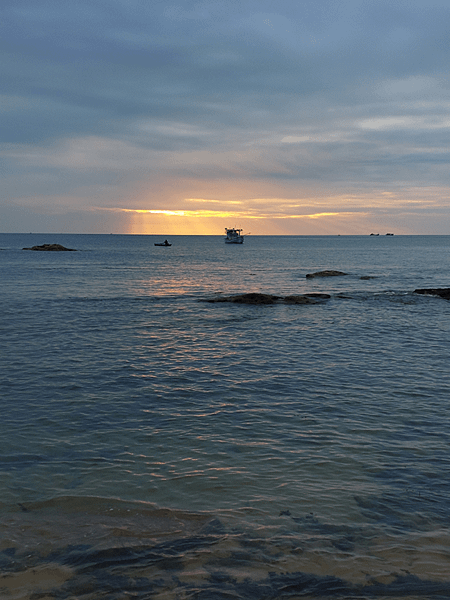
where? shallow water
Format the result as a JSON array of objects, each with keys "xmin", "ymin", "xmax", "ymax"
[{"xmin": 1, "ymin": 233, "xmax": 450, "ymax": 599}]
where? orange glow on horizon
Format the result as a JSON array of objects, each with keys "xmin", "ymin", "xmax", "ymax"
[
  {"xmin": 97, "ymin": 183, "xmax": 441, "ymax": 234},
  {"xmin": 118, "ymin": 208, "xmax": 344, "ymax": 220},
  {"xmin": 112, "ymin": 207, "xmax": 368, "ymax": 235}
]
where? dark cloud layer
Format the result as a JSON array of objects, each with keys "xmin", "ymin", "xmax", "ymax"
[{"xmin": 2, "ymin": 0, "xmax": 450, "ymax": 233}]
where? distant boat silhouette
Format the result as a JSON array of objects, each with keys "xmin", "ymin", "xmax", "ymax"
[{"xmin": 224, "ymin": 228, "xmax": 244, "ymax": 244}]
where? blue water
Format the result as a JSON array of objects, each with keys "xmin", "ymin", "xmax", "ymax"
[{"xmin": 1, "ymin": 233, "xmax": 450, "ymax": 599}]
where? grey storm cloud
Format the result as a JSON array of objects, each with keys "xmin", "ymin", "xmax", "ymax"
[{"xmin": 3, "ymin": 0, "xmax": 450, "ymax": 140}]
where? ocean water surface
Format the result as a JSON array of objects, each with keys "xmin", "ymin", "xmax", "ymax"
[{"xmin": 1, "ymin": 233, "xmax": 450, "ymax": 599}]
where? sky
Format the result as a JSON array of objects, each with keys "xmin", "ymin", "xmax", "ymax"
[{"xmin": 2, "ymin": 0, "xmax": 450, "ymax": 235}]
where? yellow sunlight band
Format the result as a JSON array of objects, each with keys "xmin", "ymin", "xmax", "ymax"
[{"xmin": 117, "ymin": 208, "xmax": 342, "ymax": 220}]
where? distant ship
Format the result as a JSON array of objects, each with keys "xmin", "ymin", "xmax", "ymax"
[{"xmin": 224, "ymin": 228, "xmax": 244, "ymax": 244}]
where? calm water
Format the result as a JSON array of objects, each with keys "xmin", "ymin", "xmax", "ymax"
[{"xmin": 1, "ymin": 233, "xmax": 450, "ymax": 599}]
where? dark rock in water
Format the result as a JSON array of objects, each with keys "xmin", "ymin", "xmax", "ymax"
[
  {"xmin": 305, "ymin": 270, "xmax": 347, "ymax": 279},
  {"xmin": 207, "ymin": 293, "xmax": 279, "ymax": 304},
  {"xmin": 360, "ymin": 275, "xmax": 376, "ymax": 280},
  {"xmin": 205, "ymin": 292, "xmax": 330, "ymax": 305},
  {"xmin": 284, "ymin": 294, "xmax": 330, "ymax": 304},
  {"xmin": 23, "ymin": 243, "xmax": 76, "ymax": 251},
  {"xmin": 284, "ymin": 295, "xmax": 317, "ymax": 304},
  {"xmin": 414, "ymin": 288, "xmax": 450, "ymax": 299},
  {"xmin": 303, "ymin": 293, "xmax": 331, "ymax": 299}
]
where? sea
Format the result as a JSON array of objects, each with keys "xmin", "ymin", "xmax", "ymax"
[{"xmin": 1, "ymin": 233, "xmax": 450, "ymax": 600}]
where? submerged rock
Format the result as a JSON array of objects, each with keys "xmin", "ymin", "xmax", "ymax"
[
  {"xmin": 414, "ymin": 288, "xmax": 450, "ymax": 299},
  {"xmin": 306, "ymin": 270, "xmax": 347, "ymax": 278},
  {"xmin": 284, "ymin": 293, "xmax": 331, "ymax": 304},
  {"xmin": 23, "ymin": 243, "xmax": 76, "ymax": 251}
]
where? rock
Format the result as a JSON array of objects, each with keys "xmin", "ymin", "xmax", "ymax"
[
  {"xmin": 206, "ymin": 293, "xmax": 279, "ymax": 304},
  {"xmin": 205, "ymin": 292, "xmax": 331, "ymax": 305},
  {"xmin": 414, "ymin": 288, "xmax": 450, "ymax": 299},
  {"xmin": 230, "ymin": 293, "xmax": 279, "ymax": 304},
  {"xmin": 23, "ymin": 243, "xmax": 76, "ymax": 251},
  {"xmin": 303, "ymin": 293, "xmax": 331, "ymax": 299},
  {"xmin": 305, "ymin": 270, "xmax": 347, "ymax": 279},
  {"xmin": 284, "ymin": 295, "xmax": 317, "ymax": 304}
]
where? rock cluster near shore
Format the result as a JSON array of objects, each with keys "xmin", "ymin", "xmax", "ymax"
[
  {"xmin": 205, "ymin": 292, "xmax": 331, "ymax": 305},
  {"xmin": 23, "ymin": 244, "xmax": 76, "ymax": 251},
  {"xmin": 205, "ymin": 287, "xmax": 450, "ymax": 306},
  {"xmin": 414, "ymin": 288, "xmax": 450, "ymax": 299}
]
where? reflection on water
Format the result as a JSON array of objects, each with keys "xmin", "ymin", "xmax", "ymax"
[{"xmin": 2, "ymin": 235, "xmax": 450, "ymax": 598}]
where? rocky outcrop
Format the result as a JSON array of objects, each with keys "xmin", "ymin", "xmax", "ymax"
[
  {"xmin": 304, "ymin": 293, "xmax": 331, "ymax": 299},
  {"xmin": 414, "ymin": 288, "xmax": 450, "ymax": 299},
  {"xmin": 306, "ymin": 270, "xmax": 347, "ymax": 278},
  {"xmin": 205, "ymin": 292, "xmax": 330, "ymax": 305},
  {"xmin": 283, "ymin": 296, "xmax": 316, "ymax": 304},
  {"xmin": 23, "ymin": 244, "xmax": 76, "ymax": 251},
  {"xmin": 206, "ymin": 293, "xmax": 279, "ymax": 304}
]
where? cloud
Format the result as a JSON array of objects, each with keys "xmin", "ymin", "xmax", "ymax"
[{"xmin": 2, "ymin": 0, "xmax": 450, "ymax": 233}]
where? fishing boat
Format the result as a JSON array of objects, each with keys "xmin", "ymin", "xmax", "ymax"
[
  {"xmin": 155, "ymin": 240, "xmax": 171, "ymax": 247},
  {"xmin": 224, "ymin": 228, "xmax": 244, "ymax": 244}
]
